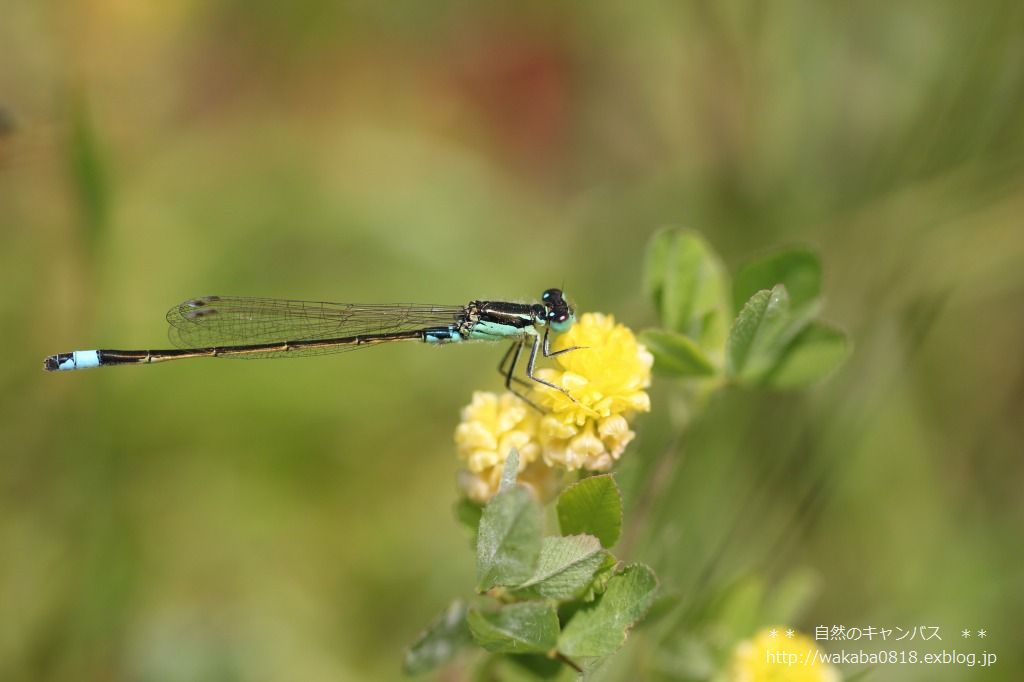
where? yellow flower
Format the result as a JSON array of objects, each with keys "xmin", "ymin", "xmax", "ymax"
[
  {"xmin": 454, "ymin": 313, "xmax": 652, "ymax": 498},
  {"xmin": 729, "ymin": 627, "xmax": 841, "ymax": 682},
  {"xmin": 535, "ymin": 313, "xmax": 653, "ymax": 471},
  {"xmin": 454, "ymin": 391, "xmax": 541, "ymax": 503}
]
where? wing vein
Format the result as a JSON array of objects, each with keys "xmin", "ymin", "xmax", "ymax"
[{"xmin": 165, "ymin": 296, "xmax": 465, "ymax": 358}]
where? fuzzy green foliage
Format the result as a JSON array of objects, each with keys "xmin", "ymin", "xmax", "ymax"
[
  {"xmin": 405, "ymin": 230, "xmax": 849, "ymax": 679},
  {"xmin": 643, "ymin": 231, "xmax": 848, "ymax": 388},
  {"xmin": 405, "ymin": 453, "xmax": 657, "ymax": 676}
]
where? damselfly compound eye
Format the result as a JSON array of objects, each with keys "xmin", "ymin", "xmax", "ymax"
[{"xmin": 542, "ymin": 288, "xmax": 563, "ymax": 302}]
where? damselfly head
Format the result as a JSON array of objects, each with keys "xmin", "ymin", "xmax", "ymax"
[{"xmin": 541, "ymin": 288, "xmax": 574, "ymax": 332}]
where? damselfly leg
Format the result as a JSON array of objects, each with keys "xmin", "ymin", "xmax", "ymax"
[
  {"xmin": 526, "ymin": 334, "xmax": 578, "ymax": 403},
  {"xmin": 542, "ymin": 327, "xmax": 586, "ymax": 358},
  {"xmin": 496, "ymin": 330, "xmax": 587, "ymax": 411},
  {"xmin": 501, "ymin": 338, "xmax": 545, "ymax": 411},
  {"xmin": 497, "ymin": 341, "xmax": 531, "ymax": 390}
]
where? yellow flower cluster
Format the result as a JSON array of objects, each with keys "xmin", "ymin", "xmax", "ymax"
[
  {"xmin": 535, "ymin": 313, "xmax": 652, "ymax": 471},
  {"xmin": 454, "ymin": 313, "xmax": 652, "ymax": 501},
  {"xmin": 454, "ymin": 392, "xmax": 561, "ymax": 504},
  {"xmin": 729, "ymin": 627, "xmax": 841, "ymax": 682}
]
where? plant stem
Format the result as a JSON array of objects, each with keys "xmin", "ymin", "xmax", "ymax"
[{"xmin": 555, "ymin": 652, "xmax": 583, "ymax": 673}]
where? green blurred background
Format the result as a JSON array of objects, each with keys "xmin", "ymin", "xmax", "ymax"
[{"xmin": 2, "ymin": 2, "xmax": 1022, "ymax": 680}]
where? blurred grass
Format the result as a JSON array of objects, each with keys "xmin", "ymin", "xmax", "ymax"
[{"xmin": 2, "ymin": 1, "xmax": 1023, "ymax": 680}]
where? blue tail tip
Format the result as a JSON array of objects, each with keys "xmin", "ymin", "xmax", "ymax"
[{"xmin": 44, "ymin": 351, "xmax": 101, "ymax": 372}]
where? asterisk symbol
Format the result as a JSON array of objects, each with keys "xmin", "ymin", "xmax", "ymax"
[
  {"xmin": 961, "ymin": 629, "xmax": 971, "ymax": 638},
  {"xmin": 768, "ymin": 628, "xmax": 778, "ymax": 638},
  {"xmin": 786, "ymin": 629, "xmax": 795, "ymax": 638},
  {"xmin": 977, "ymin": 629, "xmax": 987, "ymax": 639}
]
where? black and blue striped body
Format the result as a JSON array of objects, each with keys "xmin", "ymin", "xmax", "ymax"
[{"xmin": 43, "ymin": 290, "xmax": 575, "ymax": 372}]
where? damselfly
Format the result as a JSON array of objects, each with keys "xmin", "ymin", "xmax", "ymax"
[{"xmin": 43, "ymin": 288, "xmax": 581, "ymax": 408}]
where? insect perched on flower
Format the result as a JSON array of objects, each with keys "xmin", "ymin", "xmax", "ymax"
[
  {"xmin": 533, "ymin": 312, "xmax": 653, "ymax": 471},
  {"xmin": 455, "ymin": 312, "xmax": 651, "ymax": 501}
]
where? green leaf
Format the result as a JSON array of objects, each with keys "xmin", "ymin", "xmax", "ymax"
[
  {"xmin": 478, "ymin": 654, "xmax": 574, "ymax": 681},
  {"xmin": 467, "ymin": 602, "xmax": 559, "ymax": 654},
  {"xmin": 403, "ymin": 600, "xmax": 472, "ymax": 675},
  {"xmin": 643, "ymin": 228, "xmax": 673, "ymax": 309},
  {"xmin": 644, "ymin": 228, "xmax": 730, "ymax": 349},
  {"xmin": 513, "ymin": 535, "xmax": 607, "ymax": 600},
  {"xmin": 557, "ymin": 564, "xmax": 658, "ymax": 658},
  {"xmin": 556, "ymin": 475, "xmax": 623, "ymax": 548},
  {"xmin": 763, "ymin": 322, "xmax": 849, "ymax": 388},
  {"xmin": 634, "ymin": 592, "xmax": 682, "ymax": 631},
  {"xmin": 733, "ymin": 247, "xmax": 822, "ymax": 314},
  {"xmin": 503, "ymin": 654, "xmax": 571, "ymax": 680},
  {"xmin": 728, "ymin": 285, "xmax": 816, "ymax": 382},
  {"xmin": 455, "ymin": 498, "xmax": 484, "ymax": 546},
  {"xmin": 477, "ymin": 459, "xmax": 543, "ymax": 591},
  {"xmin": 640, "ymin": 329, "xmax": 717, "ymax": 377},
  {"xmin": 727, "ymin": 288, "xmax": 781, "ymax": 378},
  {"xmin": 500, "ymin": 448, "xmax": 520, "ymax": 492},
  {"xmin": 580, "ymin": 553, "xmax": 619, "ymax": 602}
]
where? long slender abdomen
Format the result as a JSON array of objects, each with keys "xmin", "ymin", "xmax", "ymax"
[
  {"xmin": 44, "ymin": 327, "xmax": 438, "ymax": 372},
  {"xmin": 43, "ymin": 349, "xmax": 197, "ymax": 371}
]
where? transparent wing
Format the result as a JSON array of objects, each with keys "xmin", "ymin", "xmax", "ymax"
[{"xmin": 166, "ymin": 295, "xmax": 466, "ymax": 357}]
